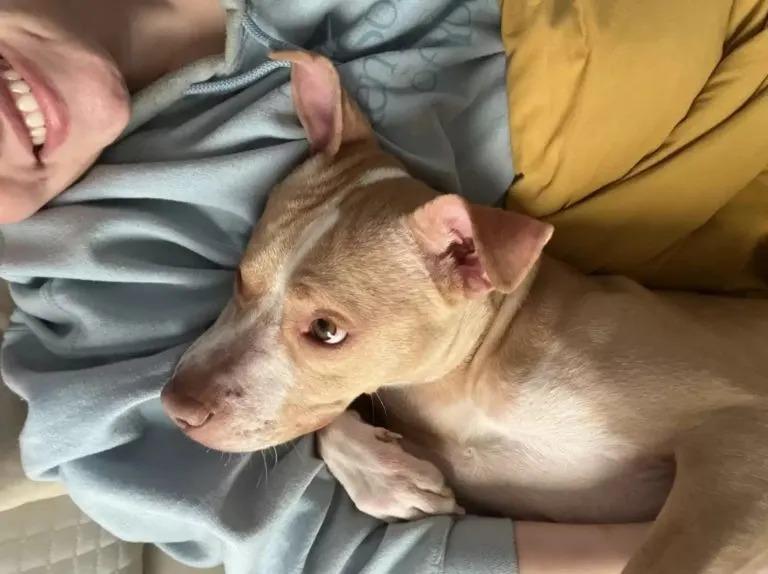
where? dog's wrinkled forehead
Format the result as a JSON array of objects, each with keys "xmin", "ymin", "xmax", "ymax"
[
  {"xmin": 239, "ymin": 160, "xmax": 413, "ymax": 299},
  {"xmin": 256, "ymin": 199, "xmax": 342, "ymax": 301}
]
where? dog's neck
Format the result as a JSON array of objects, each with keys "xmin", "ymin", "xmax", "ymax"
[
  {"xmin": 395, "ymin": 259, "xmax": 541, "ymax": 390},
  {"xmin": 463, "ymin": 264, "xmax": 540, "ymax": 381}
]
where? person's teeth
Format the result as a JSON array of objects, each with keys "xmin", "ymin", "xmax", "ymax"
[
  {"xmin": 31, "ymin": 126, "xmax": 47, "ymax": 146},
  {"xmin": 1, "ymin": 62, "xmax": 47, "ymax": 147},
  {"xmin": 30, "ymin": 127, "xmax": 47, "ymax": 146},
  {"xmin": 15, "ymin": 93, "xmax": 40, "ymax": 113},
  {"xmin": 24, "ymin": 111, "xmax": 45, "ymax": 129},
  {"xmin": 9, "ymin": 79, "xmax": 31, "ymax": 94}
]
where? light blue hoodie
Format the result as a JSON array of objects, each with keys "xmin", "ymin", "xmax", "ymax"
[{"xmin": 1, "ymin": 1, "xmax": 518, "ymax": 571}]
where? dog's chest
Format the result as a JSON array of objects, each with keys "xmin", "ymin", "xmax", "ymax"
[{"xmin": 385, "ymin": 382, "xmax": 672, "ymax": 523}]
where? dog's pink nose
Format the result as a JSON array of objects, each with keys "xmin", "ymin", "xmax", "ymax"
[{"xmin": 161, "ymin": 386, "xmax": 214, "ymax": 430}]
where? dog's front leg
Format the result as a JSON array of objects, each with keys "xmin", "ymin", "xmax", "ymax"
[
  {"xmin": 624, "ymin": 406, "xmax": 768, "ymax": 574},
  {"xmin": 317, "ymin": 410, "xmax": 464, "ymax": 521}
]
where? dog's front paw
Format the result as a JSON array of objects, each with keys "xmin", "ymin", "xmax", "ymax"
[{"xmin": 317, "ymin": 410, "xmax": 464, "ymax": 521}]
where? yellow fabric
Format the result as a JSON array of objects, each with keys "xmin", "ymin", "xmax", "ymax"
[{"xmin": 501, "ymin": 0, "xmax": 768, "ymax": 294}]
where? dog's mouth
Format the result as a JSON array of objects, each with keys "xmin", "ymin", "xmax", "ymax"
[
  {"xmin": 178, "ymin": 417, "xmax": 278, "ymax": 452},
  {"xmin": 177, "ymin": 407, "xmax": 342, "ymax": 453}
]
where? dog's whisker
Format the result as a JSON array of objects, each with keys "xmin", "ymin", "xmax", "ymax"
[
  {"xmin": 261, "ymin": 450, "xmax": 270, "ymax": 486},
  {"xmin": 373, "ymin": 391, "xmax": 387, "ymax": 420}
]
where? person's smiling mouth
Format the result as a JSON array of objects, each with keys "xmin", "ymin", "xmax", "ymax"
[
  {"xmin": 0, "ymin": 49, "xmax": 69, "ymax": 161},
  {"xmin": 0, "ymin": 57, "xmax": 47, "ymax": 148}
]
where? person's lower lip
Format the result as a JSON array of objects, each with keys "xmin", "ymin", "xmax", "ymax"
[{"xmin": 0, "ymin": 46, "xmax": 69, "ymax": 159}]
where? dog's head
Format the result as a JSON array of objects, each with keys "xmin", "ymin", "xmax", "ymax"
[{"xmin": 161, "ymin": 51, "xmax": 553, "ymax": 452}]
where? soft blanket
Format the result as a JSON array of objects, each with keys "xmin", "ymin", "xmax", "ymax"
[{"xmin": 0, "ymin": 280, "xmax": 66, "ymax": 512}]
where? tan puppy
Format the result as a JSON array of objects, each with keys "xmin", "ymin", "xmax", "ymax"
[{"xmin": 162, "ymin": 51, "xmax": 768, "ymax": 574}]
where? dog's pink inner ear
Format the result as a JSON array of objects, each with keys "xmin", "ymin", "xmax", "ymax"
[
  {"xmin": 409, "ymin": 195, "xmax": 492, "ymax": 297},
  {"xmin": 277, "ymin": 51, "xmax": 342, "ymax": 156},
  {"xmin": 271, "ymin": 50, "xmax": 374, "ymax": 157},
  {"xmin": 409, "ymin": 195, "xmax": 554, "ymax": 297}
]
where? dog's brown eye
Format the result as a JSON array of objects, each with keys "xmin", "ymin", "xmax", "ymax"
[{"xmin": 310, "ymin": 318, "xmax": 347, "ymax": 345}]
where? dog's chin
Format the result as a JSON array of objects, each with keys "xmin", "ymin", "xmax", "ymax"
[
  {"xmin": 180, "ymin": 421, "xmax": 278, "ymax": 452},
  {"xmin": 199, "ymin": 440, "xmax": 275, "ymax": 454},
  {"xmin": 182, "ymin": 414, "xmax": 340, "ymax": 453}
]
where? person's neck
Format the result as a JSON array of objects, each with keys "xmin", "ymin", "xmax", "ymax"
[{"xmin": 92, "ymin": 0, "xmax": 228, "ymax": 93}]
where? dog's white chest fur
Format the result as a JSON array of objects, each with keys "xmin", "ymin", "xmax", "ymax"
[{"xmin": 388, "ymin": 375, "xmax": 673, "ymax": 523}]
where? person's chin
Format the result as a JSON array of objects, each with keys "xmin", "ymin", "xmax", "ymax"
[{"xmin": 0, "ymin": 184, "xmax": 48, "ymax": 224}]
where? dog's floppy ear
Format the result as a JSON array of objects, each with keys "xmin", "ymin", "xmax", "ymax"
[
  {"xmin": 270, "ymin": 50, "xmax": 374, "ymax": 157},
  {"xmin": 407, "ymin": 194, "xmax": 553, "ymax": 298}
]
